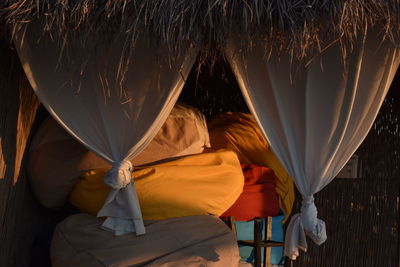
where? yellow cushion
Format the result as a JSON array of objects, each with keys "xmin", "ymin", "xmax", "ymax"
[
  {"xmin": 207, "ymin": 112, "xmax": 295, "ymax": 221},
  {"xmin": 69, "ymin": 151, "xmax": 244, "ymax": 220}
]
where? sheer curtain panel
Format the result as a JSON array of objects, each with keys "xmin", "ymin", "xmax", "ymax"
[
  {"xmin": 15, "ymin": 21, "xmax": 197, "ymax": 235},
  {"xmin": 226, "ymin": 29, "xmax": 400, "ymax": 259}
]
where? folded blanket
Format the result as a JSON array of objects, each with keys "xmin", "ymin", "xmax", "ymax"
[
  {"xmin": 208, "ymin": 112, "xmax": 294, "ymax": 221},
  {"xmin": 51, "ymin": 214, "xmax": 241, "ymax": 267},
  {"xmin": 69, "ymin": 151, "xmax": 244, "ymax": 220},
  {"xmin": 221, "ymin": 164, "xmax": 280, "ymax": 221}
]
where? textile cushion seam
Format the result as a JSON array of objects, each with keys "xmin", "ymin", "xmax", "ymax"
[
  {"xmin": 148, "ymin": 224, "xmax": 235, "ymax": 265},
  {"xmin": 57, "ymin": 225, "xmax": 107, "ymax": 267}
]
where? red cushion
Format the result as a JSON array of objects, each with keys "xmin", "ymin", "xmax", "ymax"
[{"xmin": 221, "ymin": 164, "xmax": 280, "ymax": 221}]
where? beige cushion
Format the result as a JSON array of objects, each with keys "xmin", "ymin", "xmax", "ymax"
[
  {"xmin": 131, "ymin": 102, "xmax": 210, "ymax": 166},
  {"xmin": 51, "ymin": 214, "xmax": 240, "ymax": 267},
  {"xmin": 28, "ymin": 103, "xmax": 210, "ymax": 208}
]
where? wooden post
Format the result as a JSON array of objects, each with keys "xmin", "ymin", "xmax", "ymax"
[{"xmin": 254, "ymin": 218, "xmax": 263, "ymax": 267}]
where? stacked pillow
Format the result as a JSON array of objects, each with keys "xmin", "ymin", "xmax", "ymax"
[{"xmin": 28, "ymin": 103, "xmax": 210, "ymax": 208}]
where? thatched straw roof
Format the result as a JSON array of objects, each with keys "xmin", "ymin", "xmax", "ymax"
[{"xmin": 1, "ymin": 0, "xmax": 399, "ymax": 63}]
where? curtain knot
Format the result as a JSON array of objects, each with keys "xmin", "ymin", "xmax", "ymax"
[
  {"xmin": 302, "ymin": 195, "xmax": 314, "ymax": 204},
  {"xmin": 104, "ymin": 160, "xmax": 133, "ymax": 189},
  {"xmin": 299, "ymin": 195, "xmax": 326, "ymax": 244},
  {"xmin": 284, "ymin": 195, "xmax": 327, "ymax": 260}
]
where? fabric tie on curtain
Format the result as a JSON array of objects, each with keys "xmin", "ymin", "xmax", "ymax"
[
  {"xmin": 14, "ymin": 20, "xmax": 197, "ymax": 235},
  {"xmin": 226, "ymin": 27, "xmax": 400, "ymax": 260},
  {"xmin": 99, "ymin": 160, "xmax": 142, "ymax": 235},
  {"xmin": 284, "ymin": 196, "xmax": 326, "ymax": 259},
  {"xmin": 104, "ymin": 160, "xmax": 133, "ymax": 189},
  {"xmin": 299, "ymin": 196, "xmax": 326, "ymax": 245}
]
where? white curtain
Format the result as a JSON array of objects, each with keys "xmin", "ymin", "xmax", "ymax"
[
  {"xmin": 15, "ymin": 22, "xmax": 197, "ymax": 235},
  {"xmin": 226, "ymin": 29, "xmax": 400, "ymax": 259}
]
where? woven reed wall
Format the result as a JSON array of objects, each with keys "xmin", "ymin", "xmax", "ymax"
[
  {"xmin": 0, "ymin": 36, "xmax": 77, "ymax": 267},
  {"xmin": 293, "ymin": 73, "xmax": 400, "ymax": 267},
  {"xmin": 0, "ymin": 37, "xmax": 42, "ymax": 266},
  {"xmin": 181, "ymin": 59, "xmax": 400, "ymax": 267}
]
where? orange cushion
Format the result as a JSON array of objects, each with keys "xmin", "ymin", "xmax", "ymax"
[{"xmin": 69, "ymin": 151, "xmax": 244, "ymax": 220}]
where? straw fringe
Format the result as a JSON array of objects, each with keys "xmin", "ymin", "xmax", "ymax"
[{"xmin": 1, "ymin": 0, "xmax": 399, "ymax": 63}]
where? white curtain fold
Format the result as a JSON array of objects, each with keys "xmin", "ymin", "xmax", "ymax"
[
  {"xmin": 15, "ymin": 22, "xmax": 197, "ymax": 235},
  {"xmin": 226, "ymin": 28, "xmax": 400, "ymax": 259}
]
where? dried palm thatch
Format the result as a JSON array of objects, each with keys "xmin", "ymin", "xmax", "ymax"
[{"xmin": 1, "ymin": 0, "xmax": 399, "ymax": 65}]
